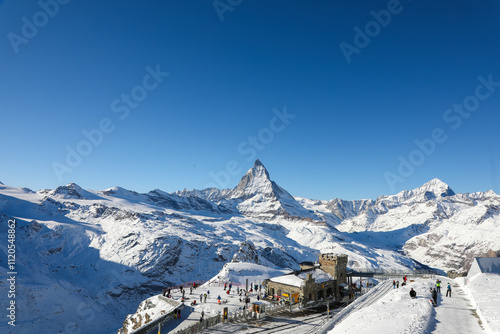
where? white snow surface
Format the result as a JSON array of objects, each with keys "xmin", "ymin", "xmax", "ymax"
[
  {"xmin": 328, "ymin": 279, "xmax": 434, "ymax": 334},
  {"xmin": 270, "ymin": 268, "xmax": 334, "ymax": 287},
  {"xmin": 208, "ymin": 261, "xmax": 291, "ymax": 286},
  {"xmin": 327, "ymin": 276, "xmax": 490, "ymax": 334},
  {"xmin": 120, "ymin": 295, "xmax": 175, "ymax": 334},
  {"xmin": 461, "ymin": 273, "xmax": 500, "ymax": 333}
]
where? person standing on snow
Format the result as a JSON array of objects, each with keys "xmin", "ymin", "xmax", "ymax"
[
  {"xmin": 446, "ymin": 283, "xmax": 452, "ymax": 297},
  {"xmin": 432, "ymin": 288, "xmax": 438, "ymax": 306},
  {"xmin": 396, "ymin": 281, "xmax": 399, "ymax": 288},
  {"xmin": 436, "ymin": 280, "xmax": 441, "ymax": 293},
  {"xmin": 393, "ymin": 280, "xmax": 396, "ymax": 289},
  {"xmin": 409, "ymin": 288, "xmax": 417, "ymax": 299}
]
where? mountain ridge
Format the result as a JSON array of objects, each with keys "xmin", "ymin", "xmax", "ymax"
[{"xmin": 1, "ymin": 160, "xmax": 499, "ymax": 333}]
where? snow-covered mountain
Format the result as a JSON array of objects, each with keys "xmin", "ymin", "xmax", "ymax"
[{"xmin": 1, "ymin": 160, "xmax": 499, "ymax": 333}]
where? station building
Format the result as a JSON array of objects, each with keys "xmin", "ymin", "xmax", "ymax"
[{"xmin": 264, "ymin": 253, "xmax": 348, "ymax": 304}]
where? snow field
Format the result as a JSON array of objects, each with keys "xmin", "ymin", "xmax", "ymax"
[
  {"xmin": 328, "ymin": 279, "xmax": 434, "ymax": 334},
  {"xmin": 120, "ymin": 295, "xmax": 175, "ymax": 334},
  {"xmin": 459, "ymin": 273, "xmax": 500, "ymax": 334}
]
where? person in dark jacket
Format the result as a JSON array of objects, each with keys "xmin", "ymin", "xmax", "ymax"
[
  {"xmin": 432, "ymin": 288, "xmax": 438, "ymax": 306},
  {"xmin": 409, "ymin": 288, "xmax": 417, "ymax": 298}
]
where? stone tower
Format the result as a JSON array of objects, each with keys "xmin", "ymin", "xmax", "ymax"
[{"xmin": 318, "ymin": 253, "xmax": 348, "ymax": 284}]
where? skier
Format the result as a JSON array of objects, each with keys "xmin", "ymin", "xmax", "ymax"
[
  {"xmin": 432, "ymin": 288, "xmax": 437, "ymax": 306},
  {"xmin": 217, "ymin": 295, "xmax": 221, "ymax": 304},
  {"xmin": 204, "ymin": 294, "xmax": 207, "ymax": 302},
  {"xmin": 224, "ymin": 283, "xmax": 227, "ymax": 290},
  {"xmin": 190, "ymin": 286, "xmax": 193, "ymax": 295},
  {"xmin": 409, "ymin": 288, "xmax": 417, "ymax": 299},
  {"xmin": 436, "ymin": 280, "xmax": 441, "ymax": 293},
  {"xmin": 393, "ymin": 280, "xmax": 396, "ymax": 289},
  {"xmin": 396, "ymin": 281, "xmax": 399, "ymax": 288},
  {"xmin": 446, "ymin": 283, "xmax": 452, "ymax": 297},
  {"xmin": 200, "ymin": 294, "xmax": 203, "ymax": 303}
]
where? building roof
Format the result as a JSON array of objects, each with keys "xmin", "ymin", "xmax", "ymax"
[
  {"xmin": 477, "ymin": 258, "xmax": 500, "ymax": 273},
  {"xmin": 468, "ymin": 257, "xmax": 500, "ymax": 278},
  {"xmin": 269, "ymin": 268, "xmax": 334, "ymax": 288}
]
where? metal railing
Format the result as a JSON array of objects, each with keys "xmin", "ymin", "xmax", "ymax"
[{"xmin": 172, "ymin": 301, "xmax": 293, "ymax": 334}]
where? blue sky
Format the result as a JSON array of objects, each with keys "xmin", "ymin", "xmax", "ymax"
[{"xmin": 1, "ymin": 0, "xmax": 500, "ymax": 200}]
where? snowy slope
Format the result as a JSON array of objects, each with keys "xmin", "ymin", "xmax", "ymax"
[
  {"xmin": 460, "ymin": 273, "xmax": 500, "ymax": 333},
  {"xmin": 307, "ymin": 180, "xmax": 500, "ymax": 272},
  {"xmin": 327, "ymin": 276, "xmax": 489, "ymax": 334},
  {"xmin": 328, "ymin": 279, "xmax": 435, "ymax": 334},
  {"xmin": 1, "ymin": 160, "xmax": 499, "ymax": 333}
]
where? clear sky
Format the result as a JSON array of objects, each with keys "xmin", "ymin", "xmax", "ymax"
[{"xmin": 1, "ymin": 0, "xmax": 500, "ymax": 200}]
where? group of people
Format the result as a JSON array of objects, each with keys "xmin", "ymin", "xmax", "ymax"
[
  {"xmin": 408, "ymin": 279, "xmax": 452, "ymax": 307},
  {"xmin": 393, "ymin": 275, "xmax": 409, "ymax": 289}
]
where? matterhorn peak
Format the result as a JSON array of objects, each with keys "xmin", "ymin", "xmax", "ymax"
[
  {"xmin": 251, "ymin": 159, "xmax": 270, "ymax": 178},
  {"xmin": 230, "ymin": 160, "xmax": 294, "ymax": 201},
  {"xmin": 254, "ymin": 159, "xmax": 264, "ymax": 167}
]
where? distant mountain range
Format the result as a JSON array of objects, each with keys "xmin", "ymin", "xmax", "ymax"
[{"xmin": 1, "ymin": 159, "xmax": 499, "ymax": 333}]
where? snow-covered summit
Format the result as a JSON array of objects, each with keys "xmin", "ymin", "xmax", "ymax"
[
  {"xmin": 41, "ymin": 182, "xmax": 101, "ymax": 200},
  {"xmin": 374, "ymin": 178, "xmax": 455, "ymax": 209},
  {"xmin": 228, "ymin": 160, "xmax": 319, "ymax": 220},
  {"xmin": 230, "ymin": 159, "xmax": 294, "ymax": 201},
  {"xmin": 102, "ymin": 186, "xmax": 142, "ymax": 200},
  {"xmin": 414, "ymin": 178, "xmax": 455, "ymax": 199}
]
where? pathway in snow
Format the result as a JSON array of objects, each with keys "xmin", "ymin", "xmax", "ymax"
[{"xmin": 426, "ymin": 282, "xmax": 484, "ymax": 334}]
